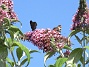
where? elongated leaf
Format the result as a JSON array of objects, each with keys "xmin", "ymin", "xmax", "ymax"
[
  {"xmin": 3, "ymin": 18, "xmax": 10, "ymax": 26},
  {"xmin": 48, "ymin": 65, "xmax": 55, "ymax": 67},
  {"xmin": 63, "ymin": 45, "xmax": 72, "ymax": 50},
  {"xmin": 6, "ymin": 58, "xmax": 14, "ymax": 67},
  {"xmin": 55, "ymin": 58, "xmax": 68, "ymax": 67},
  {"xmin": 66, "ymin": 48, "xmax": 83, "ymax": 66},
  {"xmin": 8, "ymin": 30, "xmax": 14, "ymax": 40},
  {"xmin": 6, "ymin": 64, "xmax": 9, "ymax": 67},
  {"xmin": 84, "ymin": 46, "xmax": 89, "ymax": 50},
  {"xmin": 16, "ymin": 47, "xmax": 23, "ymax": 61},
  {"xmin": 20, "ymin": 58, "xmax": 27, "ymax": 66},
  {"xmin": 29, "ymin": 50, "xmax": 39, "ymax": 54},
  {"xmin": 8, "ymin": 26, "xmax": 23, "ymax": 35},
  {"xmin": 44, "ymin": 51, "xmax": 55, "ymax": 66},
  {"xmin": 81, "ymin": 36, "xmax": 88, "ymax": 45},
  {"xmin": 74, "ymin": 35, "xmax": 82, "ymax": 44},
  {"xmin": 69, "ymin": 30, "xmax": 80, "ymax": 38},
  {"xmin": 11, "ymin": 19, "xmax": 22, "ymax": 26},
  {"xmin": 13, "ymin": 42, "xmax": 30, "ymax": 66}
]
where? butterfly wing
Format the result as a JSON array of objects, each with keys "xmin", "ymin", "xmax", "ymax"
[
  {"xmin": 53, "ymin": 25, "xmax": 61, "ymax": 33},
  {"xmin": 30, "ymin": 20, "xmax": 37, "ymax": 31}
]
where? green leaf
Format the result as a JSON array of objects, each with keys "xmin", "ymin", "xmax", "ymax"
[
  {"xmin": 44, "ymin": 51, "xmax": 55, "ymax": 66},
  {"xmin": 0, "ymin": 45, "xmax": 8, "ymax": 59},
  {"xmin": 3, "ymin": 18, "xmax": 10, "ymax": 26},
  {"xmin": 6, "ymin": 64, "xmax": 9, "ymax": 67},
  {"xmin": 5, "ymin": 38, "xmax": 13, "ymax": 47},
  {"xmin": 1, "ymin": 4, "xmax": 7, "ymax": 10},
  {"xmin": 77, "ymin": 64, "xmax": 81, "ymax": 67},
  {"xmin": 63, "ymin": 45, "xmax": 72, "ymax": 50},
  {"xmin": 29, "ymin": 50, "xmax": 39, "ymax": 54},
  {"xmin": 14, "ymin": 31, "xmax": 20, "ymax": 39},
  {"xmin": 8, "ymin": 30, "xmax": 14, "ymax": 40},
  {"xmin": 84, "ymin": 46, "xmax": 89, "ymax": 50},
  {"xmin": 48, "ymin": 65, "xmax": 55, "ymax": 67},
  {"xmin": 6, "ymin": 58, "xmax": 14, "ymax": 67},
  {"xmin": 13, "ymin": 42, "xmax": 30, "ymax": 66},
  {"xmin": 16, "ymin": 47, "xmax": 23, "ymax": 61},
  {"xmin": 66, "ymin": 48, "xmax": 83, "ymax": 66},
  {"xmin": 8, "ymin": 26, "xmax": 23, "ymax": 35},
  {"xmin": 20, "ymin": 58, "xmax": 27, "ymax": 66},
  {"xmin": 55, "ymin": 58, "xmax": 68, "ymax": 67},
  {"xmin": 85, "ymin": 57, "xmax": 89, "ymax": 64},
  {"xmin": 0, "ymin": 60, "xmax": 6, "ymax": 67},
  {"xmin": 74, "ymin": 35, "xmax": 82, "ymax": 44},
  {"xmin": 69, "ymin": 30, "xmax": 80, "ymax": 38},
  {"xmin": 86, "ymin": 29, "xmax": 89, "ymax": 34},
  {"xmin": 0, "ymin": 45, "xmax": 8, "ymax": 67},
  {"xmin": 80, "ymin": 56, "xmax": 84, "ymax": 64},
  {"xmin": 11, "ymin": 19, "xmax": 22, "ymax": 26}
]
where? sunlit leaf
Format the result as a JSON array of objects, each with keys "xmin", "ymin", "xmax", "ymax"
[
  {"xmin": 5, "ymin": 38, "xmax": 13, "ymax": 47},
  {"xmin": 8, "ymin": 26, "xmax": 23, "ymax": 35},
  {"xmin": 84, "ymin": 46, "xmax": 89, "ymax": 50},
  {"xmin": 16, "ymin": 47, "xmax": 23, "ymax": 61},
  {"xmin": 6, "ymin": 58, "xmax": 14, "ymax": 67},
  {"xmin": 8, "ymin": 30, "xmax": 14, "ymax": 40},
  {"xmin": 6, "ymin": 64, "xmax": 9, "ymax": 67},
  {"xmin": 11, "ymin": 19, "xmax": 22, "ymax": 27},
  {"xmin": 69, "ymin": 30, "xmax": 80, "ymax": 38},
  {"xmin": 66, "ymin": 48, "xmax": 83, "ymax": 66},
  {"xmin": 63, "ymin": 45, "xmax": 72, "ymax": 50},
  {"xmin": 44, "ymin": 51, "xmax": 55, "ymax": 66},
  {"xmin": 13, "ymin": 42, "xmax": 30, "ymax": 66},
  {"xmin": 55, "ymin": 58, "xmax": 68, "ymax": 67}
]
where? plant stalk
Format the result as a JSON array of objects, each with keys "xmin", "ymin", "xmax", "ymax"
[
  {"xmin": 11, "ymin": 51, "xmax": 17, "ymax": 67},
  {"xmin": 83, "ymin": 29, "xmax": 85, "ymax": 67}
]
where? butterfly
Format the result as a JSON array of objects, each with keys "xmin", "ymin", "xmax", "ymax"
[
  {"xmin": 30, "ymin": 20, "xmax": 37, "ymax": 31},
  {"xmin": 53, "ymin": 25, "xmax": 62, "ymax": 33}
]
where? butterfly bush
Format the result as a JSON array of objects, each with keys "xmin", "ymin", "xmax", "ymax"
[
  {"xmin": 25, "ymin": 29, "xmax": 71, "ymax": 52},
  {"xmin": 71, "ymin": 1, "xmax": 89, "ymax": 30},
  {"xmin": 0, "ymin": 0, "xmax": 18, "ymax": 25}
]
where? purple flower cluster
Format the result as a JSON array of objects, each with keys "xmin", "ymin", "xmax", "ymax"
[
  {"xmin": 71, "ymin": 2, "xmax": 89, "ymax": 30},
  {"xmin": 64, "ymin": 50, "xmax": 70, "ymax": 57},
  {"xmin": 0, "ymin": 0, "xmax": 18, "ymax": 25},
  {"xmin": 25, "ymin": 29, "xmax": 71, "ymax": 52}
]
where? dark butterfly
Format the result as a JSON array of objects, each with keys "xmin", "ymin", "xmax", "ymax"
[
  {"xmin": 30, "ymin": 20, "xmax": 37, "ymax": 31},
  {"xmin": 53, "ymin": 25, "xmax": 62, "ymax": 33}
]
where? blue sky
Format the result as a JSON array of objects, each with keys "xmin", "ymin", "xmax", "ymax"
[{"xmin": 12, "ymin": 0, "xmax": 89, "ymax": 67}]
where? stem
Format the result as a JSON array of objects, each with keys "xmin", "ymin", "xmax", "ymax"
[
  {"xmin": 82, "ymin": 14, "xmax": 86, "ymax": 67},
  {"xmin": 83, "ymin": 30, "xmax": 85, "ymax": 67},
  {"xmin": 80, "ymin": 0, "xmax": 86, "ymax": 66},
  {"xmin": 11, "ymin": 51, "xmax": 17, "ymax": 67},
  {"xmin": 59, "ymin": 50, "xmax": 64, "ymax": 57}
]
